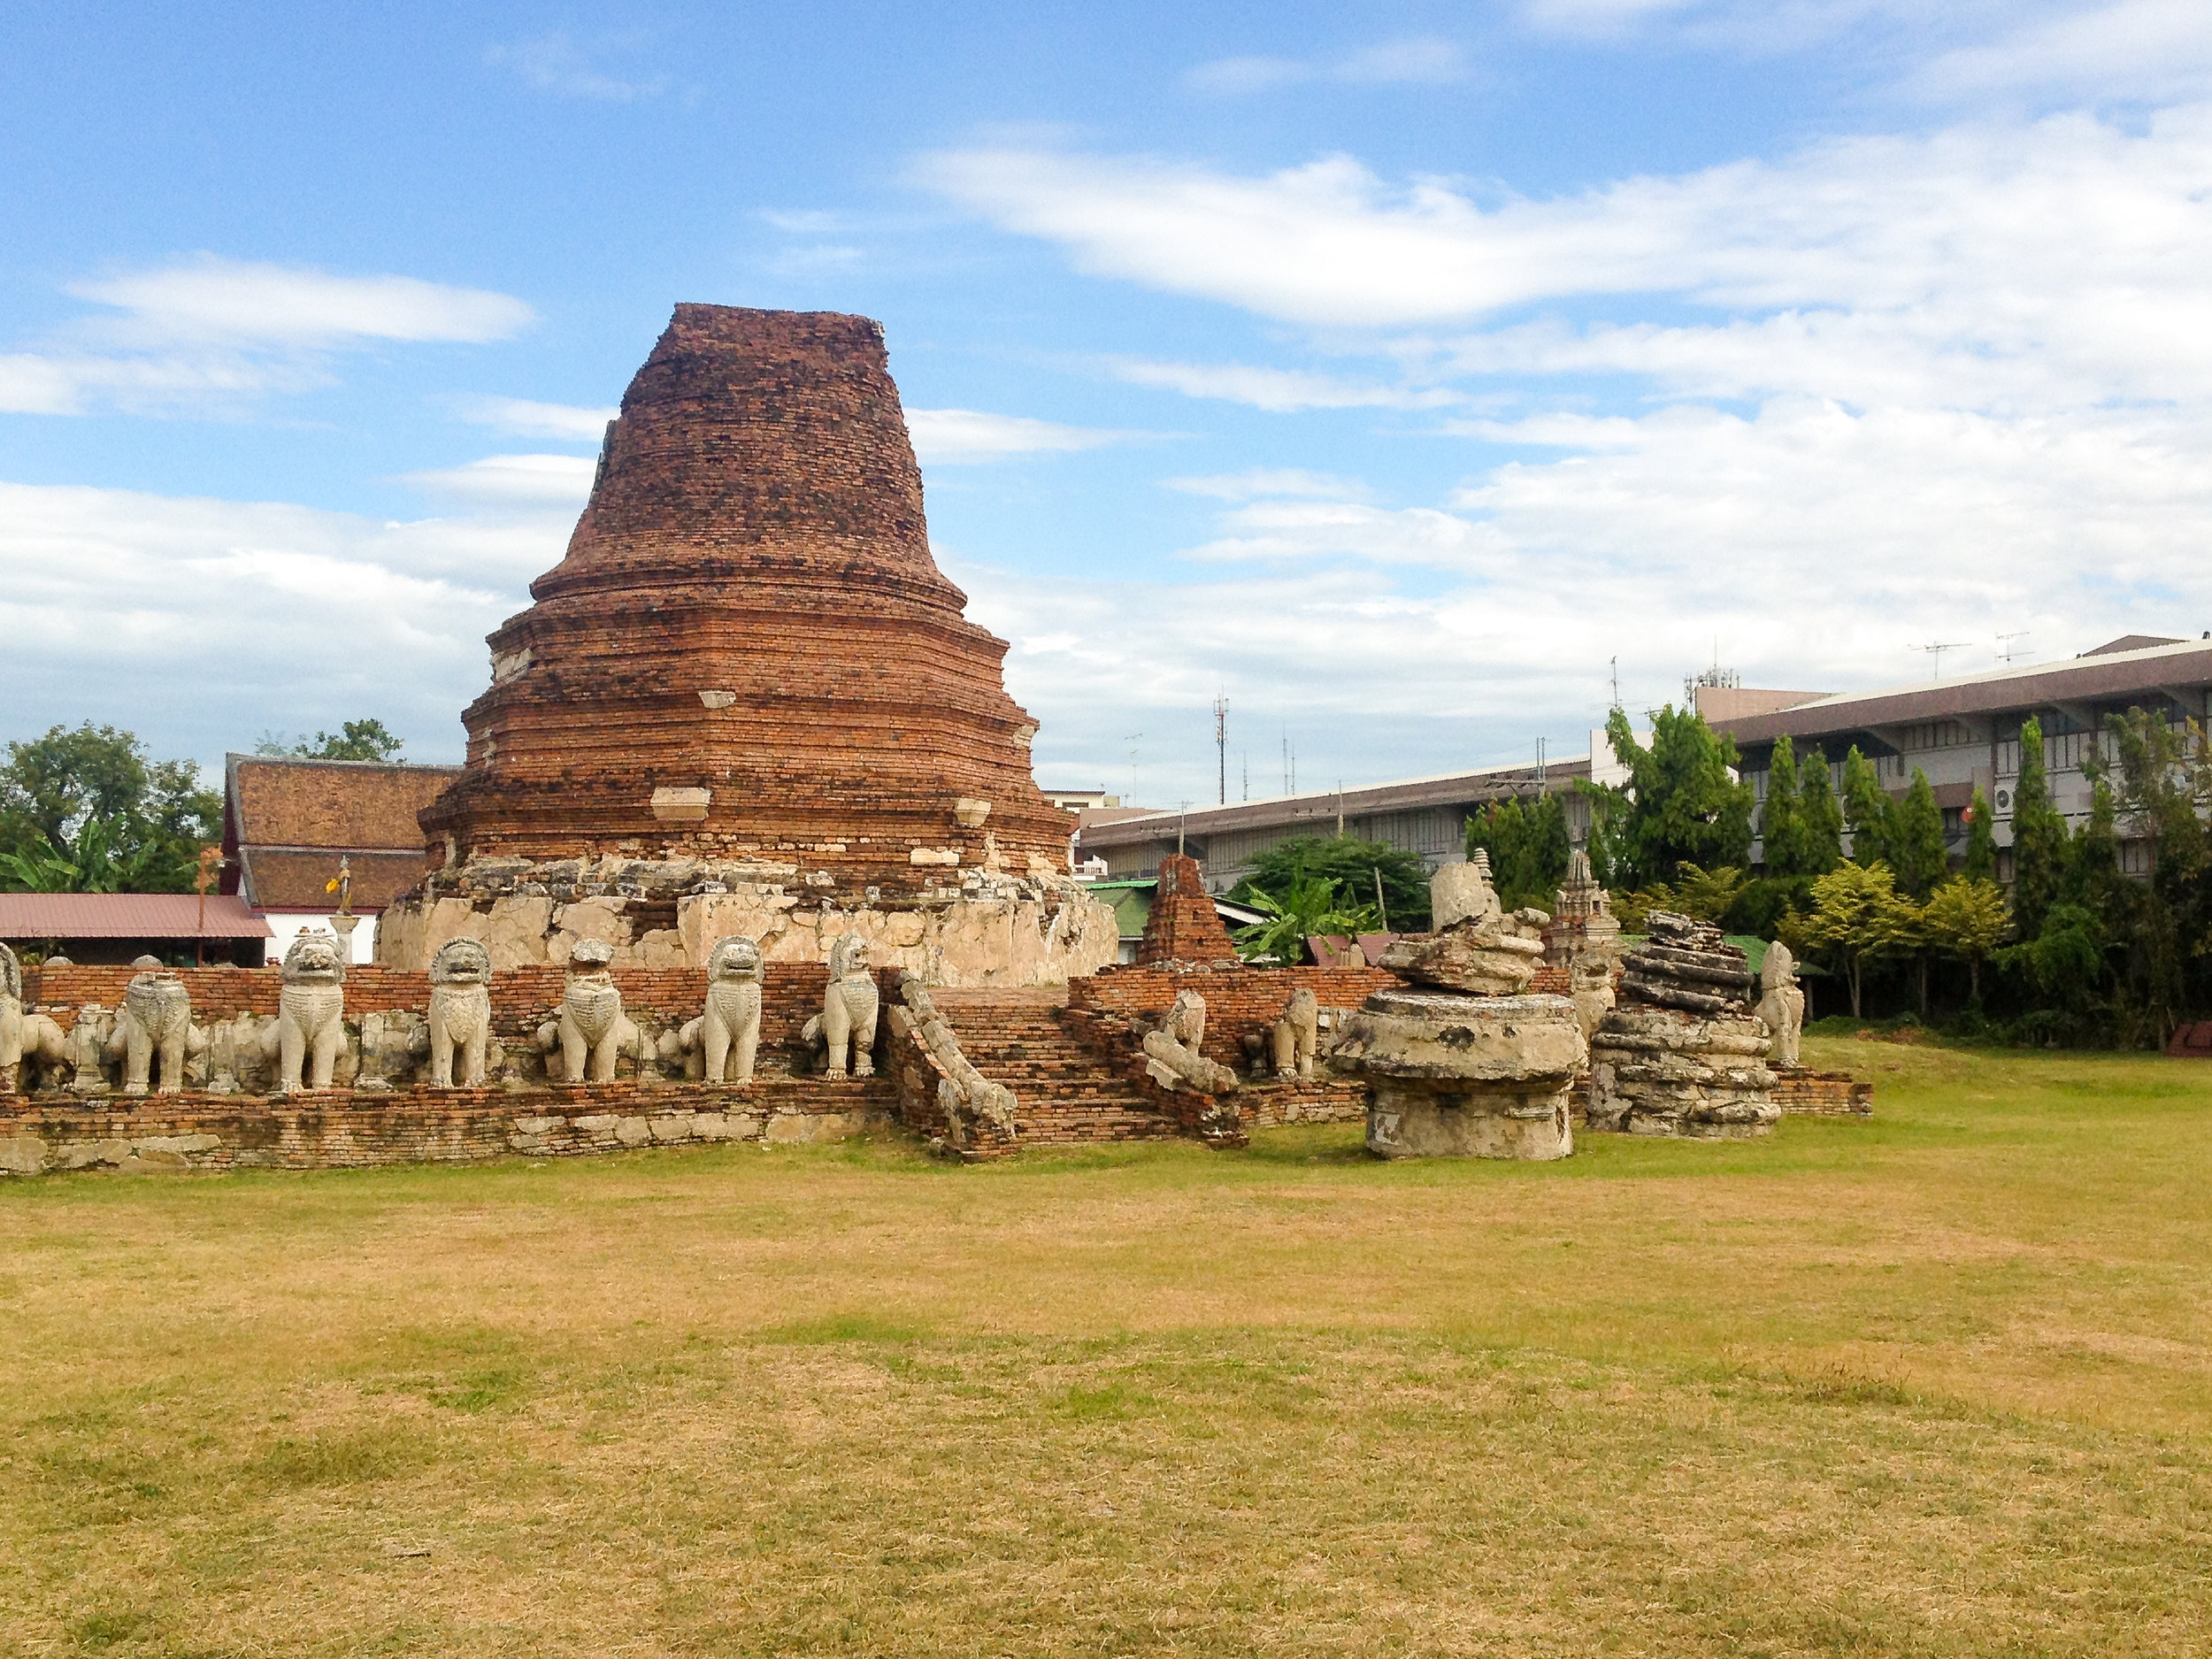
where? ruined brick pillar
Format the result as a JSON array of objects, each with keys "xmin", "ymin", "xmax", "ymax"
[{"xmin": 1136, "ymin": 856, "xmax": 1239, "ymax": 966}]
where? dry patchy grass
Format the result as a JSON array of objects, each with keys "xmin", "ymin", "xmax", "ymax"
[{"xmin": 4, "ymin": 1038, "xmax": 2210, "ymax": 1655}]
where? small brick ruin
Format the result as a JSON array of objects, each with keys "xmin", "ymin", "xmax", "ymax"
[{"xmin": 1136, "ymin": 854, "xmax": 1240, "ymax": 966}]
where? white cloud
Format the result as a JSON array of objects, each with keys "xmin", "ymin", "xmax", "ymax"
[
  {"xmin": 1186, "ymin": 35, "xmax": 1467, "ymax": 94},
  {"xmin": 457, "ymin": 396, "xmax": 618, "ymax": 441},
  {"xmin": 72, "ymin": 256, "xmax": 534, "ymax": 348},
  {"xmin": 3, "ymin": 257, "xmax": 535, "ymax": 419},
  {"xmin": 485, "ymin": 32, "xmax": 669, "ymax": 101},
  {"xmin": 1166, "ymin": 469, "xmax": 1375, "ymax": 502},
  {"xmin": 904, "ymin": 408, "xmax": 1145, "ymax": 464},
  {"xmin": 401, "ymin": 453, "xmax": 599, "ymax": 505},
  {"xmin": 1914, "ymin": 0, "xmax": 2212, "ymax": 100},
  {"xmin": 1113, "ymin": 358, "xmax": 1460, "ymax": 411},
  {"xmin": 0, "ymin": 482, "xmax": 561, "ymax": 768}
]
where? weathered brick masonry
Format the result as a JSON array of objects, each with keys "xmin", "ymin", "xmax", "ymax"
[{"xmin": 417, "ymin": 304, "xmax": 1073, "ymax": 893}]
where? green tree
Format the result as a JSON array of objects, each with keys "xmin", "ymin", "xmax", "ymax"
[
  {"xmin": 1791, "ymin": 861, "xmax": 1916, "ymax": 1020},
  {"xmin": 1574, "ymin": 779, "xmax": 1632, "ymax": 890},
  {"xmin": 1759, "ymin": 734, "xmax": 1809, "ymax": 876},
  {"xmin": 1465, "ymin": 794, "xmax": 1571, "ymax": 910},
  {"xmin": 2009, "ymin": 717, "xmax": 2070, "ymax": 943},
  {"xmin": 1601, "ymin": 704, "xmax": 1755, "ymax": 888},
  {"xmin": 1231, "ymin": 873, "xmax": 1379, "ymax": 965},
  {"xmin": 0, "ymin": 724, "xmax": 219, "ymax": 894},
  {"xmin": 1797, "ymin": 745, "xmax": 1845, "ymax": 876},
  {"xmin": 1889, "ymin": 769, "xmax": 1949, "ymax": 899},
  {"xmin": 256, "ymin": 718, "xmax": 406, "ymax": 763},
  {"xmin": 1922, "ymin": 878, "xmax": 2008, "ymax": 1004},
  {"xmin": 1962, "ymin": 786, "xmax": 1998, "ymax": 883},
  {"xmin": 1840, "ymin": 746, "xmax": 1894, "ymax": 870},
  {"xmin": 1233, "ymin": 836, "xmax": 1432, "ymax": 932},
  {"xmin": 2098, "ymin": 709, "xmax": 2212, "ymax": 1042}
]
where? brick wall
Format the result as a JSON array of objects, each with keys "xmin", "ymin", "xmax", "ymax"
[
  {"xmin": 1769, "ymin": 1069, "xmax": 1873, "ymax": 1116},
  {"xmin": 0, "ymin": 1074, "xmax": 892, "ymax": 1177}
]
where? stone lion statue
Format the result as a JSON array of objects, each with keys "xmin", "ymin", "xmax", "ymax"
[
  {"xmin": 269, "ymin": 933, "xmax": 347, "ymax": 1094},
  {"xmin": 1570, "ymin": 952, "xmax": 1617, "ymax": 1041},
  {"xmin": 0, "ymin": 941, "xmax": 21, "ymax": 1094},
  {"xmin": 109, "ymin": 954, "xmax": 198, "ymax": 1094},
  {"xmin": 1756, "ymin": 941, "xmax": 1806, "ymax": 1069},
  {"xmin": 698, "ymin": 933, "xmax": 764, "ymax": 1085},
  {"xmin": 802, "ymin": 933, "xmax": 879, "ymax": 1078},
  {"xmin": 1141, "ymin": 988, "xmax": 1239, "ymax": 1094},
  {"xmin": 427, "ymin": 937, "xmax": 495, "ymax": 1088},
  {"xmin": 541, "ymin": 938, "xmax": 638, "ymax": 1083},
  {"xmin": 1269, "ymin": 985, "xmax": 1319, "ymax": 1079}
]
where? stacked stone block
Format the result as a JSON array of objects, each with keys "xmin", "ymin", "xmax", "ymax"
[{"xmin": 1586, "ymin": 911, "xmax": 1778, "ymax": 1139}]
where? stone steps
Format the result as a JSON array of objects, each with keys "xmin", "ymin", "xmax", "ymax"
[{"xmin": 918, "ymin": 1001, "xmax": 1173, "ymax": 1148}]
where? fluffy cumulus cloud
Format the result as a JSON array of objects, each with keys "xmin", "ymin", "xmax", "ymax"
[
  {"xmin": 0, "ymin": 481, "xmax": 560, "ymax": 770},
  {"xmin": 919, "ymin": 84, "xmax": 2212, "ymax": 800},
  {"xmin": 0, "ymin": 256, "xmax": 535, "ymax": 417}
]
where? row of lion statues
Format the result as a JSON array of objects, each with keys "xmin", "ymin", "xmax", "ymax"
[{"xmin": 0, "ymin": 932, "xmax": 883, "ymax": 1097}]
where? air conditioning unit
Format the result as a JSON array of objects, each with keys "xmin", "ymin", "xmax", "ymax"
[{"xmin": 1995, "ymin": 788, "xmax": 2013, "ymax": 813}]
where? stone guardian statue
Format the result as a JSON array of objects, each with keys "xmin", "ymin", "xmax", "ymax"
[
  {"xmin": 272, "ymin": 933, "xmax": 347, "ymax": 1094},
  {"xmin": 426, "ymin": 937, "xmax": 495, "ymax": 1087},
  {"xmin": 546, "ymin": 938, "xmax": 633, "ymax": 1083},
  {"xmin": 1141, "ymin": 989, "xmax": 1240, "ymax": 1094},
  {"xmin": 110, "ymin": 954, "xmax": 196, "ymax": 1094},
  {"xmin": 701, "ymin": 933, "xmax": 764, "ymax": 1085},
  {"xmin": 1756, "ymin": 941, "xmax": 1807, "ymax": 1069},
  {"xmin": 0, "ymin": 942, "xmax": 21, "ymax": 1094},
  {"xmin": 817, "ymin": 933, "xmax": 879, "ymax": 1078},
  {"xmin": 1269, "ymin": 985, "xmax": 1319, "ymax": 1079}
]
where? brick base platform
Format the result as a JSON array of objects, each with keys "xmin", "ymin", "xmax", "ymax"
[{"xmin": 0, "ymin": 1075, "xmax": 892, "ymax": 1177}]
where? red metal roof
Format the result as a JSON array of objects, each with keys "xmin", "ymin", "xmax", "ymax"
[{"xmin": 0, "ymin": 893, "xmax": 273, "ymax": 941}]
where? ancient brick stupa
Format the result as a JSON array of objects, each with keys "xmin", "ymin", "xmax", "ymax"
[{"xmin": 379, "ymin": 304, "xmax": 1117, "ymax": 985}]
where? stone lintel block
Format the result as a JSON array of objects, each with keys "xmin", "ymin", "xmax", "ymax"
[
  {"xmin": 1337, "ymin": 991, "xmax": 1585, "ymax": 1084},
  {"xmin": 650, "ymin": 787, "xmax": 713, "ymax": 823}
]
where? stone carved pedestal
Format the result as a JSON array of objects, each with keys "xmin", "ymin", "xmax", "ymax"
[{"xmin": 1335, "ymin": 858, "xmax": 1587, "ymax": 1160}]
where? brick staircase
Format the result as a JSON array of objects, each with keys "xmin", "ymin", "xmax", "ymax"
[{"xmin": 922, "ymin": 992, "xmax": 1180, "ymax": 1149}]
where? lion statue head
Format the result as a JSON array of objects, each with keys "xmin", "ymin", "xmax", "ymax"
[
  {"xmin": 827, "ymin": 933, "xmax": 870, "ymax": 979},
  {"xmin": 709, "ymin": 935, "xmax": 764, "ymax": 981},
  {"xmin": 282, "ymin": 933, "xmax": 344, "ymax": 983},
  {"xmin": 1761, "ymin": 941, "xmax": 1796, "ymax": 992},
  {"xmin": 430, "ymin": 936, "xmax": 493, "ymax": 987},
  {"xmin": 567, "ymin": 937, "xmax": 616, "ymax": 974}
]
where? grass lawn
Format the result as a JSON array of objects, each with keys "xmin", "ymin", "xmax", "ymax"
[{"xmin": 4, "ymin": 1036, "xmax": 2211, "ymax": 1656}]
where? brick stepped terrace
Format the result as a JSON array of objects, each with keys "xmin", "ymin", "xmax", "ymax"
[{"xmin": 922, "ymin": 989, "xmax": 1178, "ymax": 1149}]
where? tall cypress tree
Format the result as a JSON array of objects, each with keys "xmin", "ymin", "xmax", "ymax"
[
  {"xmin": 1962, "ymin": 786, "xmax": 1997, "ymax": 882},
  {"xmin": 1890, "ymin": 769, "xmax": 1949, "ymax": 898},
  {"xmin": 1798, "ymin": 745, "xmax": 1844, "ymax": 876},
  {"xmin": 1842, "ymin": 746, "xmax": 1895, "ymax": 869},
  {"xmin": 2010, "ymin": 715, "xmax": 2070, "ymax": 942},
  {"xmin": 1761, "ymin": 734, "xmax": 1807, "ymax": 876}
]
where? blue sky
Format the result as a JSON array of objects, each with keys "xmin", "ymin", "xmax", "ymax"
[{"xmin": 6, "ymin": 2, "xmax": 2211, "ymax": 808}]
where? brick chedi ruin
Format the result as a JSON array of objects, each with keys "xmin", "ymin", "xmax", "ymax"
[{"xmin": 379, "ymin": 304, "xmax": 1118, "ymax": 985}]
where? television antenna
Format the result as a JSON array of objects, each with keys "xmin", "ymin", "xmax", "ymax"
[
  {"xmin": 1123, "ymin": 732, "xmax": 1142, "ymax": 805},
  {"xmin": 1916, "ymin": 641, "xmax": 1974, "ymax": 680},
  {"xmin": 1996, "ymin": 631, "xmax": 2032, "ymax": 664}
]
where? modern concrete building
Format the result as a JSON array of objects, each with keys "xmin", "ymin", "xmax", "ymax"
[
  {"xmin": 1077, "ymin": 754, "xmax": 1594, "ymax": 895},
  {"xmin": 1703, "ymin": 635, "xmax": 2212, "ymax": 878}
]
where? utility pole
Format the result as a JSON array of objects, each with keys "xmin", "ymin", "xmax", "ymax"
[
  {"xmin": 1213, "ymin": 692, "xmax": 1228, "ymax": 806},
  {"xmin": 1336, "ymin": 781, "xmax": 1344, "ymax": 838},
  {"xmin": 1241, "ymin": 752, "xmax": 1248, "ymax": 803}
]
